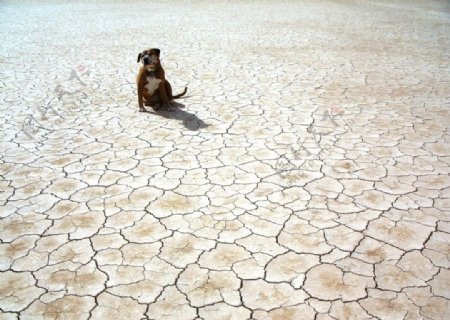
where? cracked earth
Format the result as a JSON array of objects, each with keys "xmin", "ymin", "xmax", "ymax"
[{"xmin": 1, "ymin": 0, "xmax": 450, "ymax": 319}]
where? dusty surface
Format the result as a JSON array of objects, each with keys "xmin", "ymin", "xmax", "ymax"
[{"xmin": 1, "ymin": 0, "xmax": 450, "ymax": 319}]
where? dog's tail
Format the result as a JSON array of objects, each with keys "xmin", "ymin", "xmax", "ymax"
[{"xmin": 172, "ymin": 87, "xmax": 187, "ymax": 99}]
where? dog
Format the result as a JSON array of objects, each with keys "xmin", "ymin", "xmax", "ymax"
[{"xmin": 136, "ymin": 48, "xmax": 187, "ymax": 112}]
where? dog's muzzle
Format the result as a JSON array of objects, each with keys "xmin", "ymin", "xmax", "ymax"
[{"xmin": 142, "ymin": 55, "xmax": 157, "ymax": 66}]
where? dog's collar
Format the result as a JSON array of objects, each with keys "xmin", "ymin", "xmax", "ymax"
[{"xmin": 147, "ymin": 70, "xmax": 157, "ymax": 78}]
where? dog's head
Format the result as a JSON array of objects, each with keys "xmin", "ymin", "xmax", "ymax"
[{"xmin": 137, "ymin": 48, "xmax": 161, "ymax": 72}]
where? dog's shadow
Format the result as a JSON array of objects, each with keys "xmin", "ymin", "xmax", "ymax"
[{"xmin": 143, "ymin": 102, "xmax": 209, "ymax": 131}]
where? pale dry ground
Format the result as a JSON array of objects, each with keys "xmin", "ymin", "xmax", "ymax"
[{"xmin": 1, "ymin": 0, "xmax": 450, "ymax": 319}]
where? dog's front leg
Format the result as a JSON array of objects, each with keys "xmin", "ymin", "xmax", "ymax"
[
  {"xmin": 137, "ymin": 68, "xmax": 147, "ymax": 112},
  {"xmin": 138, "ymin": 86, "xmax": 147, "ymax": 112}
]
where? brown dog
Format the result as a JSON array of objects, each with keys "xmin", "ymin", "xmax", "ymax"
[{"xmin": 136, "ymin": 48, "xmax": 187, "ymax": 112}]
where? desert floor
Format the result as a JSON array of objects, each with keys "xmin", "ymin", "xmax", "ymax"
[{"xmin": 1, "ymin": 1, "xmax": 449, "ymax": 319}]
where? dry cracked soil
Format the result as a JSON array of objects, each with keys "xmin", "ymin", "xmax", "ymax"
[{"xmin": 1, "ymin": 0, "xmax": 450, "ymax": 319}]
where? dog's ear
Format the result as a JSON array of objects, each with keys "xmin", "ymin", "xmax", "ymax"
[
  {"xmin": 137, "ymin": 53, "xmax": 142, "ymax": 63},
  {"xmin": 153, "ymin": 48, "xmax": 161, "ymax": 57}
]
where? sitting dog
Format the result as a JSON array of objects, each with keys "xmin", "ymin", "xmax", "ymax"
[{"xmin": 136, "ymin": 48, "xmax": 187, "ymax": 112}]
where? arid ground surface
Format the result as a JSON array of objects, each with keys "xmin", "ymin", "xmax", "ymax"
[{"xmin": 1, "ymin": 0, "xmax": 450, "ymax": 319}]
